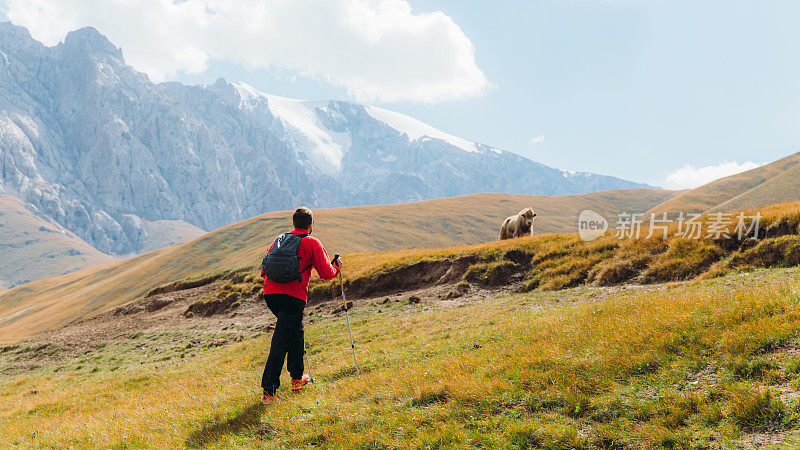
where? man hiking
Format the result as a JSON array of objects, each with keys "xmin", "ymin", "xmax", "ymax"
[{"xmin": 259, "ymin": 207, "xmax": 340, "ymax": 404}]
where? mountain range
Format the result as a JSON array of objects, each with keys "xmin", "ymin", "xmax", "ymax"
[{"xmin": 0, "ymin": 22, "xmax": 649, "ymax": 272}]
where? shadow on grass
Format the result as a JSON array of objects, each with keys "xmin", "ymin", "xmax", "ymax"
[
  {"xmin": 325, "ymin": 363, "xmax": 375, "ymax": 382},
  {"xmin": 185, "ymin": 402, "xmax": 266, "ymax": 447}
]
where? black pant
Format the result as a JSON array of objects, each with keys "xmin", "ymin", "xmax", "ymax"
[{"xmin": 261, "ymin": 293, "xmax": 306, "ymax": 394}]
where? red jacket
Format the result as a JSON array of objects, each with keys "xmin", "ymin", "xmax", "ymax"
[{"xmin": 261, "ymin": 228, "xmax": 340, "ymax": 302}]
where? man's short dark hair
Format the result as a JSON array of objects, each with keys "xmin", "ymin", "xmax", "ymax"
[{"xmin": 293, "ymin": 207, "xmax": 313, "ymax": 229}]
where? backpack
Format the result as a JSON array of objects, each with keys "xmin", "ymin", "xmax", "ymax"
[{"xmin": 261, "ymin": 233, "xmax": 312, "ymax": 283}]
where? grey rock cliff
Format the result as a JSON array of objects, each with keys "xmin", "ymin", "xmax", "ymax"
[{"xmin": 0, "ymin": 23, "xmax": 650, "ymax": 255}]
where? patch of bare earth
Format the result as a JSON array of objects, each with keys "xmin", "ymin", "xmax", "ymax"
[
  {"xmin": 0, "ymin": 261, "xmax": 528, "ymax": 376},
  {"xmin": 739, "ymin": 431, "xmax": 799, "ymax": 449}
]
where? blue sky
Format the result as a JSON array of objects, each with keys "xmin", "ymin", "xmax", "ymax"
[{"xmin": 3, "ymin": 0, "xmax": 799, "ymax": 188}]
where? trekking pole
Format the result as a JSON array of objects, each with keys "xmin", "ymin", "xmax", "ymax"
[
  {"xmin": 303, "ymin": 340, "xmax": 314, "ymax": 382},
  {"xmin": 334, "ymin": 254, "xmax": 358, "ymax": 375}
]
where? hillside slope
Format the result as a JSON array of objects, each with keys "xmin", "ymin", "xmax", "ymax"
[
  {"xmin": 648, "ymin": 152, "xmax": 800, "ymax": 214},
  {"xmin": 0, "ymin": 189, "xmax": 674, "ymax": 343},
  {"xmin": 710, "ymin": 162, "xmax": 800, "ymax": 213},
  {"xmin": 138, "ymin": 220, "xmax": 206, "ymax": 254},
  {"xmin": 0, "ymin": 195, "xmax": 204, "ymax": 287},
  {"xmin": 3, "ymin": 246, "xmax": 800, "ymax": 447},
  {"xmin": 0, "ymin": 195, "xmax": 115, "ymax": 288}
]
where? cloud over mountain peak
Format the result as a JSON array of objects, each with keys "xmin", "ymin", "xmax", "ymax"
[{"xmin": 5, "ymin": 0, "xmax": 490, "ymax": 103}]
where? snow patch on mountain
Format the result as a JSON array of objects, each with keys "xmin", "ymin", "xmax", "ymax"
[
  {"xmin": 232, "ymin": 82, "xmax": 348, "ymax": 173},
  {"xmin": 364, "ymin": 105, "xmax": 479, "ymax": 153},
  {"xmin": 231, "ymin": 81, "xmax": 263, "ymax": 107},
  {"xmin": 562, "ymin": 170, "xmax": 595, "ymax": 179},
  {"xmin": 264, "ymin": 95, "xmax": 350, "ymax": 173},
  {"xmin": 232, "ymin": 82, "xmax": 501, "ymax": 173}
]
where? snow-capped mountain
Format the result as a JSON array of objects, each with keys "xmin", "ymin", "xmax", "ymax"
[
  {"xmin": 214, "ymin": 80, "xmax": 649, "ymax": 204},
  {"xmin": 231, "ymin": 80, "xmax": 487, "ymax": 174},
  {"xmin": 0, "ymin": 23, "xmax": 650, "ymax": 255}
]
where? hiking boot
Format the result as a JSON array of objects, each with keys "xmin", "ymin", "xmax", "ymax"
[
  {"xmin": 291, "ymin": 374, "xmax": 311, "ymax": 392},
  {"xmin": 262, "ymin": 392, "xmax": 279, "ymax": 405}
]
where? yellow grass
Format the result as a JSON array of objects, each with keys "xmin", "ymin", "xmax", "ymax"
[
  {"xmin": 0, "ymin": 190, "xmax": 674, "ymax": 344},
  {"xmin": 648, "ymin": 152, "xmax": 800, "ymax": 215},
  {"xmin": 3, "ymin": 269, "xmax": 800, "ymax": 447},
  {"xmin": 750, "ymin": 201, "xmax": 800, "ymax": 226},
  {"xmin": 308, "ymin": 200, "xmax": 800, "ymax": 299},
  {"xmin": 712, "ymin": 163, "xmax": 800, "ymax": 213},
  {"xmin": 3, "ymin": 200, "xmax": 800, "ymax": 447}
]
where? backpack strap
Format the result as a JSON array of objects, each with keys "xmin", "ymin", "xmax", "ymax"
[
  {"xmin": 295, "ymin": 234, "xmax": 312, "ymax": 282},
  {"xmin": 266, "ymin": 233, "xmax": 291, "ymax": 256},
  {"xmin": 298, "ymin": 264, "xmax": 313, "ymax": 275}
]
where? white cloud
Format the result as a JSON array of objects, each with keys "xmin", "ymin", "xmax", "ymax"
[
  {"xmin": 529, "ymin": 133, "xmax": 545, "ymax": 144},
  {"xmin": 4, "ymin": 0, "xmax": 490, "ymax": 103},
  {"xmin": 664, "ymin": 160, "xmax": 762, "ymax": 190}
]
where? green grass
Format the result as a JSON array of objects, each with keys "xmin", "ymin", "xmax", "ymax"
[
  {"xmin": 463, "ymin": 260, "xmax": 518, "ymax": 285},
  {"xmin": 5, "ymin": 196, "xmax": 800, "ymax": 447},
  {"xmin": 4, "ymin": 269, "xmax": 800, "ymax": 447},
  {"xmin": 1, "ymin": 326, "xmax": 258, "ymax": 379}
]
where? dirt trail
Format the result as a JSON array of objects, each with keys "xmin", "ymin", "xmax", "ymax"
[
  {"xmin": 0, "ymin": 268, "xmax": 516, "ymax": 375},
  {"xmin": 3, "ymin": 264, "xmax": 775, "ymax": 376}
]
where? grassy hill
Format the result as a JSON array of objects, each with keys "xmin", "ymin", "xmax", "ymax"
[
  {"xmin": 648, "ymin": 152, "xmax": 800, "ymax": 215},
  {"xmin": 4, "ymin": 204, "xmax": 800, "ymax": 446},
  {"xmin": 139, "ymin": 219, "xmax": 206, "ymax": 253},
  {"xmin": 0, "ymin": 194, "xmax": 205, "ymax": 287},
  {"xmin": 0, "ymin": 195, "xmax": 115, "ymax": 288},
  {"xmin": 711, "ymin": 162, "xmax": 800, "ymax": 213},
  {"xmin": 0, "ymin": 189, "xmax": 674, "ymax": 344},
  {"xmin": 3, "ymin": 199, "xmax": 800, "ymax": 447}
]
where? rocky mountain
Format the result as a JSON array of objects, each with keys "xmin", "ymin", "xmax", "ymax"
[{"xmin": 0, "ymin": 23, "xmax": 650, "ymax": 256}]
